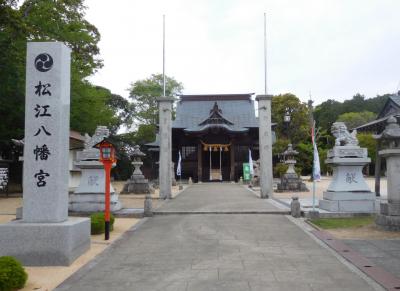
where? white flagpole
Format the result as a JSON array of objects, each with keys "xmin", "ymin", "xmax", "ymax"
[
  {"xmin": 163, "ymin": 14, "xmax": 166, "ymax": 97},
  {"xmin": 312, "ymin": 121, "xmax": 316, "ymax": 211},
  {"xmin": 264, "ymin": 12, "xmax": 267, "ymax": 95}
]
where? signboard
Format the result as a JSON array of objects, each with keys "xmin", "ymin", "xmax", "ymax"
[
  {"xmin": 0, "ymin": 168, "xmax": 8, "ymax": 191},
  {"xmin": 243, "ymin": 163, "xmax": 251, "ymax": 181}
]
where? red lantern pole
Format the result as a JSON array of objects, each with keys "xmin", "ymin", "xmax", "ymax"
[{"xmin": 103, "ymin": 160, "xmax": 112, "ymax": 240}]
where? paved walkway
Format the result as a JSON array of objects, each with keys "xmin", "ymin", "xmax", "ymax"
[
  {"xmin": 155, "ymin": 183, "xmax": 284, "ymax": 213},
  {"xmin": 56, "ymin": 184, "xmax": 377, "ymax": 291}
]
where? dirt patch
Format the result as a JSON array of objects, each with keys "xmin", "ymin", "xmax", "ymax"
[{"xmin": 326, "ymin": 224, "xmax": 400, "ymax": 240}]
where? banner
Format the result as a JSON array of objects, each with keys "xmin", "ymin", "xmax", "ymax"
[
  {"xmin": 248, "ymin": 149, "xmax": 254, "ymax": 175},
  {"xmin": 176, "ymin": 150, "xmax": 182, "ymax": 176},
  {"xmin": 312, "ymin": 121, "xmax": 321, "ymax": 181}
]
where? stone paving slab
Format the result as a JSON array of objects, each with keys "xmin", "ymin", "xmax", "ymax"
[
  {"xmin": 56, "ymin": 183, "xmax": 378, "ymax": 291},
  {"xmin": 56, "ymin": 214, "xmax": 376, "ymax": 291},
  {"xmin": 343, "ymin": 239, "xmax": 400, "ymax": 278},
  {"xmin": 156, "ymin": 183, "xmax": 284, "ymax": 213}
]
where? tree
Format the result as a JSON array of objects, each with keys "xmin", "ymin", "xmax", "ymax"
[
  {"xmin": 0, "ymin": 1, "xmax": 128, "ymax": 149},
  {"xmin": 337, "ymin": 111, "xmax": 376, "ymax": 130},
  {"xmin": 271, "ymin": 93, "xmax": 310, "ymax": 145},
  {"xmin": 128, "ymin": 74, "xmax": 183, "ymax": 125}
]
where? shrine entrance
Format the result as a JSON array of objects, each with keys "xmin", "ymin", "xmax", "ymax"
[{"xmin": 201, "ymin": 143, "xmax": 231, "ymax": 182}]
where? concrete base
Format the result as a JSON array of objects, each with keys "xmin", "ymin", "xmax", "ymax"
[
  {"xmin": 375, "ymin": 214, "xmax": 400, "ymax": 231},
  {"xmin": 0, "ymin": 217, "xmax": 90, "ymax": 266},
  {"xmin": 69, "ymin": 193, "xmax": 122, "ymax": 212},
  {"xmin": 319, "ymin": 192, "xmax": 375, "ymax": 213}
]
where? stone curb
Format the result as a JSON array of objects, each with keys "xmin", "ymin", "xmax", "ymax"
[
  {"xmin": 286, "ymin": 216, "xmax": 386, "ymax": 291},
  {"xmin": 153, "ymin": 210, "xmax": 290, "ymax": 215}
]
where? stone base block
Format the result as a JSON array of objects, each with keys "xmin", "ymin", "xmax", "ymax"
[
  {"xmin": 375, "ymin": 214, "xmax": 400, "ymax": 231},
  {"xmin": 121, "ymin": 181, "xmax": 155, "ymax": 194},
  {"xmin": 69, "ymin": 193, "xmax": 122, "ymax": 212},
  {"xmin": 0, "ymin": 217, "xmax": 90, "ymax": 266},
  {"xmin": 319, "ymin": 197, "xmax": 375, "ymax": 213},
  {"xmin": 323, "ymin": 191, "xmax": 376, "ymax": 201}
]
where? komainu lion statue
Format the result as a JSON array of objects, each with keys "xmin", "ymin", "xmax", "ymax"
[{"xmin": 331, "ymin": 122, "xmax": 358, "ymax": 146}]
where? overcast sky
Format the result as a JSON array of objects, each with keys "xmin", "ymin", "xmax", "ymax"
[{"xmin": 85, "ymin": 0, "xmax": 400, "ymax": 105}]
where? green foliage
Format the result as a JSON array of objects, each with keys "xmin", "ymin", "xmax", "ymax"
[
  {"xmin": 358, "ymin": 133, "xmax": 377, "ymax": 163},
  {"xmin": 0, "ymin": 1, "xmax": 131, "ymax": 151},
  {"xmin": 0, "ymin": 256, "xmax": 28, "ymax": 291},
  {"xmin": 90, "ymin": 212, "xmax": 115, "ymax": 235},
  {"xmin": 295, "ymin": 142, "xmax": 313, "ymax": 175},
  {"xmin": 273, "ymin": 163, "xmax": 288, "ymax": 178},
  {"xmin": 314, "ymin": 94, "xmax": 389, "ymax": 132},
  {"xmin": 272, "ymin": 94, "xmax": 310, "ymax": 145},
  {"xmin": 337, "ymin": 111, "xmax": 376, "ymax": 130},
  {"xmin": 310, "ymin": 216, "xmax": 374, "ymax": 229},
  {"xmin": 128, "ymin": 74, "xmax": 183, "ymax": 125}
]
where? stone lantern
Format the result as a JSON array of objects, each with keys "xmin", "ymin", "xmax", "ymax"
[
  {"xmin": 374, "ymin": 116, "xmax": 400, "ymax": 230},
  {"xmin": 122, "ymin": 145, "xmax": 154, "ymax": 194},
  {"xmin": 277, "ymin": 144, "xmax": 308, "ymax": 192}
]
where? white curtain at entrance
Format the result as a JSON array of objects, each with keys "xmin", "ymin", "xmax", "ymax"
[
  {"xmin": 219, "ymin": 146, "xmax": 222, "ymax": 180},
  {"xmin": 209, "ymin": 146, "xmax": 212, "ymax": 180}
]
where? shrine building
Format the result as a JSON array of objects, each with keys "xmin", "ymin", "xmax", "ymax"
[{"xmin": 154, "ymin": 93, "xmax": 275, "ymax": 182}]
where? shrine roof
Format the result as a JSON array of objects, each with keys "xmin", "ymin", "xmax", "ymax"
[{"xmin": 173, "ymin": 94, "xmax": 259, "ymax": 130}]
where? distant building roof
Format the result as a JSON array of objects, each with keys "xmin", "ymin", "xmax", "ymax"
[
  {"xmin": 356, "ymin": 93, "xmax": 400, "ymax": 132},
  {"xmin": 173, "ymin": 94, "xmax": 259, "ymax": 130}
]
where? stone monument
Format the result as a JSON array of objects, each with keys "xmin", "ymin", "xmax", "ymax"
[
  {"xmin": 256, "ymin": 95, "xmax": 273, "ymax": 198},
  {"xmin": 121, "ymin": 145, "xmax": 154, "ymax": 194},
  {"xmin": 374, "ymin": 116, "xmax": 400, "ymax": 230},
  {"xmin": 69, "ymin": 126, "xmax": 122, "ymax": 212},
  {"xmin": 276, "ymin": 144, "xmax": 308, "ymax": 192},
  {"xmin": 0, "ymin": 42, "xmax": 90, "ymax": 265},
  {"xmin": 319, "ymin": 122, "xmax": 375, "ymax": 212},
  {"xmin": 157, "ymin": 97, "xmax": 174, "ymax": 199}
]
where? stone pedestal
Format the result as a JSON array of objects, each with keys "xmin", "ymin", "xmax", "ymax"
[
  {"xmin": 121, "ymin": 145, "xmax": 155, "ymax": 194},
  {"xmin": 69, "ymin": 126, "xmax": 122, "ymax": 213},
  {"xmin": 375, "ymin": 148, "xmax": 400, "ymax": 230},
  {"xmin": 0, "ymin": 42, "xmax": 90, "ymax": 266},
  {"xmin": 277, "ymin": 144, "xmax": 308, "ymax": 192},
  {"xmin": 319, "ymin": 146, "xmax": 375, "ymax": 212},
  {"xmin": 157, "ymin": 97, "xmax": 174, "ymax": 199},
  {"xmin": 256, "ymin": 95, "xmax": 273, "ymax": 198},
  {"xmin": 69, "ymin": 161, "xmax": 122, "ymax": 212}
]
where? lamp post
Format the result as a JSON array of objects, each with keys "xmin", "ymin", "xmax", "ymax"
[
  {"xmin": 93, "ymin": 139, "xmax": 116, "ymax": 240},
  {"xmin": 284, "ymin": 107, "xmax": 292, "ymax": 141}
]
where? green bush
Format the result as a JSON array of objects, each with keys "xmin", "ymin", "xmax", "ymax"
[
  {"xmin": 0, "ymin": 256, "xmax": 28, "ymax": 291},
  {"xmin": 90, "ymin": 212, "xmax": 115, "ymax": 235}
]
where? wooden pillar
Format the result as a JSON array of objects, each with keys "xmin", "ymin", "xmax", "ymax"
[
  {"xmin": 197, "ymin": 143, "xmax": 202, "ymax": 182},
  {"xmin": 375, "ymin": 140, "xmax": 381, "ymax": 197},
  {"xmin": 230, "ymin": 143, "xmax": 235, "ymax": 181}
]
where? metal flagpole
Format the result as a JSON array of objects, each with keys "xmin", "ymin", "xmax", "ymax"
[
  {"xmin": 264, "ymin": 12, "xmax": 267, "ymax": 95},
  {"xmin": 162, "ymin": 14, "xmax": 166, "ymax": 97}
]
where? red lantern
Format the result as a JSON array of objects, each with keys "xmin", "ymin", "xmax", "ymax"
[{"xmin": 93, "ymin": 138, "xmax": 116, "ymax": 240}]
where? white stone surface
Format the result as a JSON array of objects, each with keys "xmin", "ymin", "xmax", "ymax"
[
  {"xmin": 0, "ymin": 217, "xmax": 90, "ymax": 266},
  {"xmin": 256, "ymin": 95, "xmax": 273, "ymax": 199},
  {"xmin": 323, "ymin": 191, "xmax": 376, "ymax": 201},
  {"xmin": 70, "ymin": 161, "xmax": 121, "ymax": 212},
  {"xmin": 379, "ymin": 149, "xmax": 400, "ymax": 216},
  {"xmin": 0, "ymin": 42, "xmax": 90, "ymax": 267},
  {"xmin": 157, "ymin": 97, "xmax": 174, "ymax": 199},
  {"xmin": 319, "ymin": 144, "xmax": 375, "ymax": 213},
  {"xmin": 23, "ymin": 42, "xmax": 70, "ymax": 223},
  {"xmin": 319, "ymin": 199, "xmax": 375, "ymax": 212}
]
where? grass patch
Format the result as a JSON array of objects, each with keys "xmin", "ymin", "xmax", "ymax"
[{"xmin": 310, "ymin": 216, "xmax": 374, "ymax": 229}]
